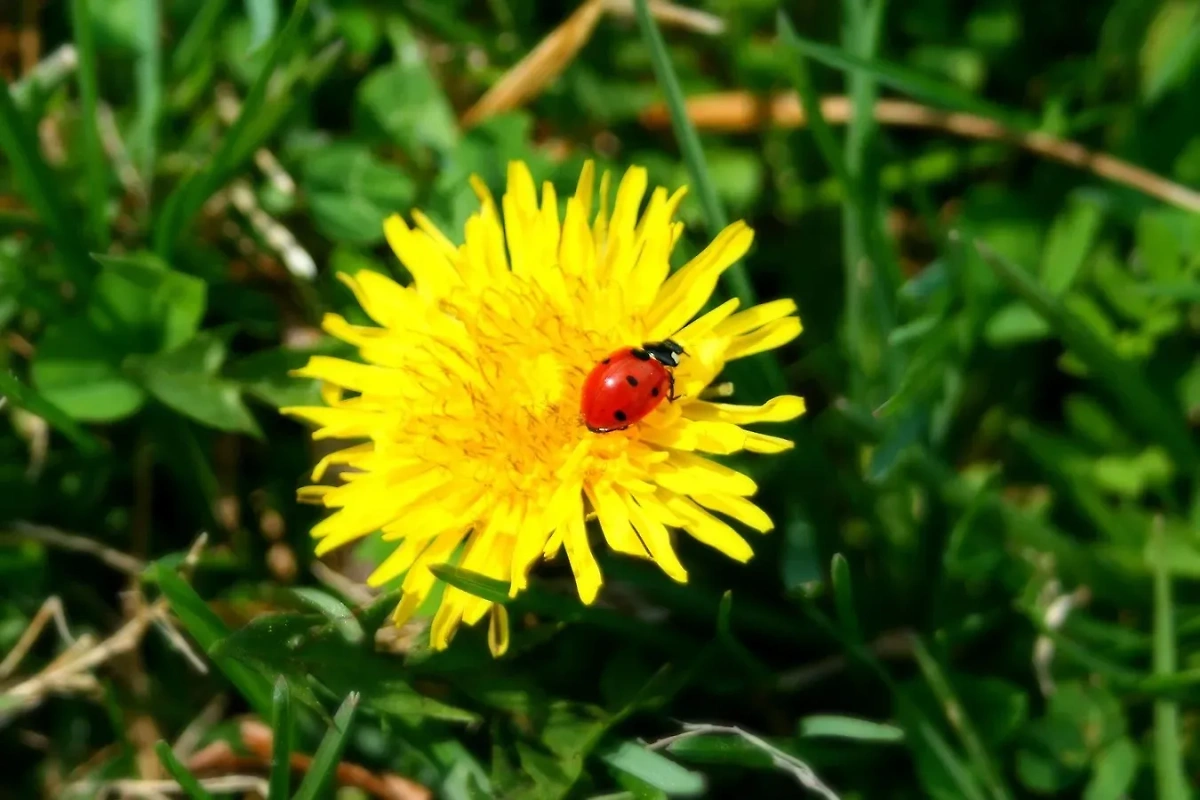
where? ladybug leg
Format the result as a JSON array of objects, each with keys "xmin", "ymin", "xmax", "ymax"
[{"xmin": 667, "ymin": 372, "xmax": 679, "ymax": 403}]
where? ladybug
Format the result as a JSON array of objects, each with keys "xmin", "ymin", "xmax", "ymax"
[{"xmin": 581, "ymin": 340, "xmax": 684, "ymax": 433}]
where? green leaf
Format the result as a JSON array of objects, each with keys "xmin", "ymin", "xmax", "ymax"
[
  {"xmin": 290, "ymin": 587, "xmax": 364, "ymax": 646},
  {"xmin": 1041, "ymin": 197, "xmax": 1103, "ymax": 295},
  {"xmin": 269, "ymin": 677, "xmax": 293, "ymax": 800},
  {"xmin": 1136, "ymin": 210, "xmax": 1183, "ymax": 283},
  {"xmin": 303, "ymin": 144, "xmax": 416, "ymax": 244},
  {"xmin": 0, "ymin": 371, "xmax": 105, "ymax": 454},
  {"xmin": 799, "ymin": 715, "xmax": 905, "ymax": 743},
  {"xmin": 127, "ymin": 333, "xmax": 261, "ymax": 436},
  {"xmin": 147, "ymin": 561, "xmax": 274, "ymax": 716},
  {"xmin": 89, "ymin": 253, "xmax": 207, "ymax": 352},
  {"xmin": 0, "ymin": 75, "xmax": 93, "ymax": 282},
  {"xmin": 633, "ymin": 0, "xmax": 753, "ymax": 306},
  {"xmin": 430, "ymin": 564, "xmax": 513, "ymax": 605},
  {"xmin": 1083, "ymin": 738, "xmax": 1139, "ymax": 800},
  {"xmin": 245, "ymin": 0, "xmax": 279, "ymax": 50},
  {"xmin": 956, "ymin": 230, "xmax": 1200, "ymax": 476},
  {"xmin": 599, "ymin": 741, "xmax": 706, "ymax": 797},
  {"xmin": 214, "ymin": 612, "xmax": 480, "ymax": 723},
  {"xmin": 1140, "ymin": 1, "xmax": 1200, "ymax": 103},
  {"xmin": 292, "ymin": 693, "xmax": 359, "ymax": 800},
  {"xmin": 154, "ymin": 741, "xmax": 214, "ymax": 800},
  {"xmin": 357, "ymin": 19, "xmax": 458, "ymax": 158},
  {"xmin": 31, "ymin": 319, "xmax": 146, "ymax": 422},
  {"xmin": 985, "ymin": 301, "xmax": 1051, "ymax": 346}
]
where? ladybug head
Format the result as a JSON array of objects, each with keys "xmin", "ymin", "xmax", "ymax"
[{"xmin": 641, "ymin": 339, "xmax": 685, "ymax": 368}]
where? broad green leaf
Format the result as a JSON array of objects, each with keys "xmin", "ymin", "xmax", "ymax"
[
  {"xmin": 31, "ymin": 319, "xmax": 146, "ymax": 422},
  {"xmin": 0, "ymin": 371, "xmax": 105, "ymax": 454},
  {"xmin": 89, "ymin": 253, "xmax": 207, "ymax": 352},
  {"xmin": 1140, "ymin": 1, "xmax": 1200, "ymax": 103},
  {"xmin": 1041, "ymin": 198, "xmax": 1103, "ymax": 294},
  {"xmin": 244, "ymin": 0, "xmax": 279, "ymax": 50},
  {"xmin": 599, "ymin": 742, "xmax": 706, "ymax": 797},
  {"xmin": 303, "ymin": 143, "xmax": 416, "ymax": 244},
  {"xmin": 214, "ymin": 611, "xmax": 480, "ymax": 723},
  {"xmin": 799, "ymin": 715, "xmax": 905, "ymax": 743},
  {"xmin": 1136, "ymin": 210, "xmax": 1183, "ymax": 283},
  {"xmin": 357, "ymin": 19, "xmax": 458, "ymax": 158},
  {"xmin": 1083, "ymin": 738, "xmax": 1138, "ymax": 800},
  {"xmin": 290, "ymin": 587, "xmax": 364, "ymax": 645},
  {"xmin": 130, "ymin": 333, "xmax": 262, "ymax": 436},
  {"xmin": 292, "ymin": 693, "xmax": 359, "ymax": 800}
]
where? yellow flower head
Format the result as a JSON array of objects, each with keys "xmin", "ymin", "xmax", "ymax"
[{"xmin": 285, "ymin": 161, "xmax": 805, "ymax": 657}]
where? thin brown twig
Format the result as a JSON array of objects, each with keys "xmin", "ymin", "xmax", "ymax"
[
  {"xmin": 461, "ymin": 0, "xmax": 724, "ymax": 129},
  {"xmin": 0, "ymin": 595, "xmax": 74, "ymax": 680},
  {"xmin": 171, "ymin": 694, "xmax": 228, "ymax": 762},
  {"xmin": 0, "ymin": 535, "xmax": 209, "ymax": 719},
  {"xmin": 638, "ymin": 93, "xmax": 1200, "ymax": 214},
  {"xmin": 3, "ymin": 522, "xmax": 147, "ymax": 575}
]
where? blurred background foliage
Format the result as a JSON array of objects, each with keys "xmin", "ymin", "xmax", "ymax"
[{"xmin": 2, "ymin": 0, "xmax": 1200, "ymax": 798}]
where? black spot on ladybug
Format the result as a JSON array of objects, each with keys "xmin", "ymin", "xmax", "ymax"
[
  {"xmin": 625, "ymin": 375, "xmax": 639, "ymax": 387},
  {"xmin": 614, "ymin": 410, "xmax": 627, "ymax": 422},
  {"xmin": 631, "ymin": 349, "xmax": 651, "ymax": 361},
  {"xmin": 601, "ymin": 358, "xmax": 610, "ymax": 364},
  {"xmin": 651, "ymin": 387, "xmax": 660, "ymax": 397}
]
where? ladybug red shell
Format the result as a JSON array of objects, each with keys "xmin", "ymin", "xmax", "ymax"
[{"xmin": 580, "ymin": 340, "xmax": 684, "ymax": 433}]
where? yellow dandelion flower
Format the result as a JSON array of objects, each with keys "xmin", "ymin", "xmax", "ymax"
[{"xmin": 285, "ymin": 160, "xmax": 805, "ymax": 657}]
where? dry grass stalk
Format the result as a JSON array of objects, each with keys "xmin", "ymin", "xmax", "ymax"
[
  {"xmin": 462, "ymin": 0, "xmax": 724, "ymax": 128},
  {"xmin": 638, "ymin": 92, "xmax": 1200, "ymax": 213}
]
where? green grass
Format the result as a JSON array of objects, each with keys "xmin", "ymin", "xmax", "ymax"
[{"xmin": 2, "ymin": 2, "xmax": 1199, "ymax": 798}]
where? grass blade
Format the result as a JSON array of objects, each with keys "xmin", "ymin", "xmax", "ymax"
[
  {"xmin": 292, "ymin": 692, "xmax": 359, "ymax": 800},
  {"xmin": 268, "ymin": 677, "xmax": 293, "ymax": 800},
  {"xmin": 779, "ymin": 30, "xmax": 1035, "ymax": 130},
  {"xmin": 1152, "ymin": 525, "xmax": 1188, "ymax": 799},
  {"xmin": 147, "ymin": 561, "xmax": 273, "ymax": 716},
  {"xmin": 431, "ymin": 563, "xmax": 513, "ymax": 604},
  {"xmin": 632, "ymin": 0, "xmax": 753, "ymax": 306},
  {"xmin": 153, "ymin": 0, "xmax": 309, "ymax": 256},
  {"xmin": 830, "ymin": 554, "xmax": 862, "ymax": 645},
  {"xmin": 133, "ymin": 0, "xmax": 163, "ymax": 191},
  {"xmin": 69, "ymin": 0, "xmax": 109, "ymax": 249},
  {"xmin": 154, "ymin": 740, "xmax": 215, "ymax": 800},
  {"xmin": 910, "ymin": 637, "xmax": 1012, "ymax": 800},
  {"xmin": 778, "ymin": 10, "xmax": 899, "ymax": 395},
  {"xmin": 953, "ymin": 230, "xmax": 1200, "ymax": 476},
  {"xmin": 0, "ymin": 371, "xmax": 104, "ymax": 455},
  {"xmin": 0, "ymin": 83, "xmax": 93, "ymax": 282},
  {"xmin": 173, "ymin": 0, "xmax": 232, "ymax": 77}
]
